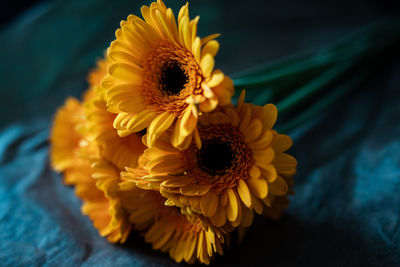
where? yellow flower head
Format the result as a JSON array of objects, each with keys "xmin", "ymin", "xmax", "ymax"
[
  {"xmin": 119, "ymin": 176, "xmax": 226, "ymax": 265},
  {"xmin": 50, "ymin": 97, "xmax": 85, "ymax": 174},
  {"xmin": 103, "ymin": 0, "xmax": 234, "ymax": 148},
  {"xmin": 128, "ymin": 91, "xmax": 297, "ymax": 227},
  {"xmin": 50, "ymin": 59, "xmax": 146, "ymax": 243}
]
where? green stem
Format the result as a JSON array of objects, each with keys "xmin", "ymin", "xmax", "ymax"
[
  {"xmin": 276, "ymin": 74, "xmax": 360, "ymax": 133},
  {"xmin": 230, "ymin": 19, "xmax": 400, "ymax": 133},
  {"xmin": 276, "ymin": 60, "xmax": 353, "ymax": 114}
]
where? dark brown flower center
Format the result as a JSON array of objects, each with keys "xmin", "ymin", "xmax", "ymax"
[
  {"xmin": 159, "ymin": 60, "xmax": 188, "ymax": 96},
  {"xmin": 197, "ymin": 139, "xmax": 234, "ymax": 176},
  {"xmin": 142, "ymin": 41, "xmax": 203, "ymax": 116},
  {"xmin": 183, "ymin": 124, "xmax": 254, "ymax": 194}
]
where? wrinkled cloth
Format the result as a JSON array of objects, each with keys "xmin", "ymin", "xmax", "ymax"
[{"xmin": 1, "ymin": 0, "xmax": 400, "ymax": 266}]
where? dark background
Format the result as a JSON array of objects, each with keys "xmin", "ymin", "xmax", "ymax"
[{"xmin": 0, "ymin": 1, "xmax": 399, "ymax": 266}]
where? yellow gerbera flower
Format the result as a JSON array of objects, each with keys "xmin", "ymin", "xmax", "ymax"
[
  {"xmin": 50, "ymin": 98, "xmax": 132, "ymax": 243},
  {"xmin": 50, "ymin": 97, "xmax": 85, "ymax": 174},
  {"xmin": 129, "ymin": 91, "xmax": 297, "ymax": 227},
  {"xmin": 49, "ymin": 59, "xmax": 106, "ymax": 174},
  {"xmin": 50, "ymin": 59, "xmax": 146, "ymax": 243},
  {"xmin": 119, "ymin": 174, "xmax": 226, "ymax": 265},
  {"xmin": 103, "ymin": 0, "xmax": 234, "ymax": 148}
]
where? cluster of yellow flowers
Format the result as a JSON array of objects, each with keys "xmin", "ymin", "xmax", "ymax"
[{"xmin": 50, "ymin": 1, "xmax": 297, "ymax": 264}]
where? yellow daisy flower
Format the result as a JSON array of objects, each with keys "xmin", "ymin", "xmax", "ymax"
[
  {"xmin": 50, "ymin": 59, "xmax": 146, "ymax": 243},
  {"xmin": 130, "ymin": 91, "xmax": 297, "ymax": 227},
  {"xmin": 50, "ymin": 97, "xmax": 85, "ymax": 174},
  {"xmin": 49, "ymin": 58, "xmax": 106, "ymax": 174},
  {"xmin": 50, "ymin": 98, "xmax": 131, "ymax": 243},
  {"xmin": 103, "ymin": 0, "xmax": 234, "ymax": 148},
  {"xmin": 119, "ymin": 174, "xmax": 226, "ymax": 265}
]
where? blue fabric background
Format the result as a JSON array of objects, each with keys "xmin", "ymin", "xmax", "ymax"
[{"xmin": 0, "ymin": 0, "xmax": 399, "ymax": 266}]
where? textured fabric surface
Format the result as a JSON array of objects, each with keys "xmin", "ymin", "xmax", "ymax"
[{"xmin": 1, "ymin": 0, "xmax": 399, "ymax": 266}]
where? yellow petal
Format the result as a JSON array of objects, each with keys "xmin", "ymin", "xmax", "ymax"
[
  {"xmin": 155, "ymin": 9, "xmax": 177, "ymax": 42},
  {"xmin": 207, "ymin": 70, "xmax": 224, "ymax": 88},
  {"xmin": 184, "ymin": 233, "xmax": 197, "ymax": 262},
  {"xmin": 237, "ymin": 90, "xmax": 246, "ymax": 112},
  {"xmin": 226, "ymin": 189, "xmax": 239, "ymax": 222},
  {"xmin": 199, "ymin": 97, "xmax": 218, "ymax": 112},
  {"xmin": 260, "ymin": 164, "xmax": 278, "ymax": 183},
  {"xmin": 223, "ymin": 106, "xmax": 240, "ymax": 127},
  {"xmin": 145, "ymin": 222, "xmax": 164, "ymax": 243},
  {"xmin": 189, "ymin": 16, "xmax": 199, "ymax": 44},
  {"xmin": 108, "ymin": 51, "xmax": 141, "ymax": 68},
  {"xmin": 141, "ymin": 5, "xmax": 152, "ymax": 24},
  {"xmin": 179, "ymin": 16, "xmax": 191, "ymax": 50},
  {"xmin": 193, "ymin": 128, "xmax": 202, "ymax": 149},
  {"xmin": 201, "ymin": 40, "xmax": 219, "ymax": 58},
  {"xmin": 176, "ymin": 132, "xmax": 193, "ymax": 150},
  {"xmin": 200, "ymin": 54, "xmax": 214, "ymax": 78},
  {"xmin": 180, "ymin": 104, "xmax": 198, "ymax": 137},
  {"xmin": 273, "ymin": 153, "xmax": 297, "ymax": 176},
  {"xmin": 174, "ymin": 232, "xmax": 188, "ymax": 263},
  {"xmin": 210, "ymin": 204, "xmax": 226, "ymax": 227},
  {"xmin": 113, "ymin": 112, "xmax": 132, "ymax": 129},
  {"xmin": 197, "ymin": 231, "xmax": 210, "ymax": 265},
  {"xmin": 200, "ymin": 33, "xmax": 220, "ymax": 46},
  {"xmin": 205, "ymin": 230, "xmax": 214, "ymax": 257},
  {"xmin": 230, "ymin": 199, "xmax": 242, "ymax": 227},
  {"xmin": 254, "ymin": 147, "xmax": 275, "ymax": 169},
  {"xmin": 170, "ymin": 118, "xmax": 186, "ymax": 148},
  {"xmin": 108, "ymin": 63, "xmax": 142, "ymax": 84},
  {"xmin": 100, "ymin": 73, "xmax": 115, "ymax": 89},
  {"xmin": 200, "ymin": 191, "xmax": 218, "ymax": 217},
  {"xmin": 166, "ymin": 8, "xmax": 179, "ymax": 42},
  {"xmin": 209, "ymin": 111, "xmax": 230, "ymax": 124},
  {"xmin": 244, "ymin": 119, "xmax": 263, "ymax": 143},
  {"xmin": 249, "ymin": 165, "xmax": 261, "ymax": 179},
  {"xmin": 161, "ymin": 176, "xmax": 195, "ymax": 187},
  {"xmin": 248, "ymin": 130, "xmax": 273, "ymax": 150},
  {"xmin": 185, "ymin": 94, "xmax": 206, "ymax": 104},
  {"xmin": 220, "ymin": 190, "xmax": 228, "ymax": 207},
  {"xmin": 192, "ymin": 36, "xmax": 201, "ymax": 62},
  {"xmin": 180, "ymin": 183, "xmax": 210, "ymax": 196},
  {"xmin": 241, "ymin": 205, "xmax": 254, "ymax": 227},
  {"xmin": 147, "ymin": 155, "xmax": 184, "ymax": 175},
  {"xmin": 147, "ymin": 111, "xmax": 176, "ymax": 146},
  {"xmin": 251, "ymin": 195, "xmax": 264, "ymax": 214},
  {"xmin": 271, "ymin": 134, "xmax": 293, "ymax": 153},
  {"xmin": 237, "ymin": 179, "xmax": 252, "ymax": 208},
  {"xmin": 246, "ymin": 176, "xmax": 268, "ymax": 199},
  {"xmin": 239, "ymin": 104, "xmax": 251, "ymax": 133},
  {"xmin": 126, "ymin": 110, "xmax": 157, "ymax": 132},
  {"xmin": 263, "ymin": 104, "xmax": 278, "ymax": 129},
  {"xmin": 177, "ymin": 2, "xmax": 189, "ymax": 29},
  {"xmin": 201, "ymin": 83, "xmax": 214, "ymax": 98},
  {"xmin": 269, "ymin": 175, "xmax": 288, "ymax": 196},
  {"xmin": 189, "ymin": 196, "xmax": 202, "ymax": 214}
]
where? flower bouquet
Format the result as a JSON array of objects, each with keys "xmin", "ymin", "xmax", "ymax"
[{"xmin": 50, "ymin": 0, "xmax": 400, "ymax": 264}]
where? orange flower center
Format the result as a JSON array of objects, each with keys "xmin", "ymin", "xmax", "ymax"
[
  {"xmin": 142, "ymin": 40, "xmax": 204, "ymax": 116},
  {"xmin": 183, "ymin": 124, "xmax": 253, "ymax": 194}
]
